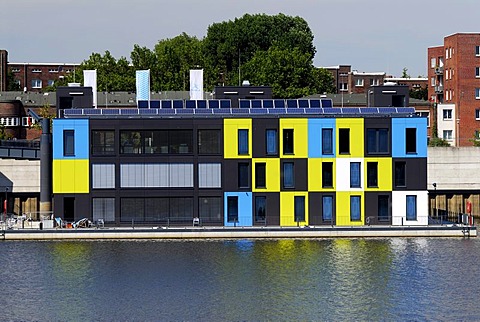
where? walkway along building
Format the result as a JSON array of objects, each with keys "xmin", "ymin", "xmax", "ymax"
[{"xmin": 52, "ymin": 99, "xmax": 428, "ymax": 227}]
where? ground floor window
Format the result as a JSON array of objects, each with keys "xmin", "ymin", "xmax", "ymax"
[
  {"xmin": 199, "ymin": 197, "xmax": 222, "ymax": 223},
  {"xmin": 350, "ymin": 196, "xmax": 361, "ymax": 221},
  {"xmin": 406, "ymin": 195, "xmax": 417, "ymax": 221},
  {"xmin": 92, "ymin": 198, "xmax": 115, "ymax": 222},
  {"xmin": 378, "ymin": 195, "xmax": 389, "ymax": 222},
  {"xmin": 255, "ymin": 196, "xmax": 266, "ymax": 222},
  {"xmin": 120, "ymin": 197, "xmax": 193, "ymax": 223},
  {"xmin": 294, "ymin": 196, "xmax": 305, "ymax": 222},
  {"xmin": 227, "ymin": 196, "xmax": 239, "ymax": 223},
  {"xmin": 322, "ymin": 195, "xmax": 333, "ymax": 222}
]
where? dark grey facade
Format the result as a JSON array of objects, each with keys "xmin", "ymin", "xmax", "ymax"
[
  {"xmin": 368, "ymin": 85, "xmax": 409, "ymax": 107},
  {"xmin": 214, "ymin": 85, "xmax": 273, "ymax": 108}
]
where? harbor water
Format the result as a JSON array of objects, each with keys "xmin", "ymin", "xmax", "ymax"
[{"xmin": 1, "ymin": 238, "xmax": 479, "ymax": 321}]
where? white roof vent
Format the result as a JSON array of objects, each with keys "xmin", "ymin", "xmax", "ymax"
[
  {"xmin": 68, "ymin": 83, "xmax": 81, "ymax": 87},
  {"xmin": 242, "ymin": 80, "xmax": 250, "ymax": 86}
]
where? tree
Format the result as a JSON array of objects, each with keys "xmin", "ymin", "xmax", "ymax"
[
  {"xmin": 6, "ymin": 70, "xmax": 20, "ymax": 91},
  {"xmin": 402, "ymin": 67, "xmax": 410, "ymax": 78},
  {"xmin": 410, "ymin": 86, "xmax": 428, "ymax": 100}
]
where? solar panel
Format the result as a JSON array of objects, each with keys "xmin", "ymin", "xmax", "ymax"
[
  {"xmin": 139, "ymin": 109, "xmax": 158, "ymax": 115},
  {"xmin": 323, "ymin": 108, "xmax": 339, "ymax": 114},
  {"xmin": 396, "ymin": 107, "xmax": 415, "ymax": 114},
  {"xmin": 213, "ymin": 108, "xmax": 231, "ymax": 114},
  {"xmin": 150, "ymin": 100, "xmax": 160, "ymax": 109},
  {"xmin": 342, "ymin": 108, "xmax": 361, "ymax": 114},
  {"xmin": 220, "ymin": 100, "xmax": 231, "ymax": 108},
  {"xmin": 287, "ymin": 99, "xmax": 298, "ymax": 108},
  {"xmin": 138, "ymin": 100, "xmax": 149, "ymax": 108},
  {"xmin": 173, "ymin": 100, "xmax": 184, "ymax": 109},
  {"xmin": 239, "ymin": 100, "xmax": 250, "ymax": 108},
  {"xmin": 378, "ymin": 107, "xmax": 397, "ymax": 114},
  {"xmin": 274, "ymin": 100, "xmax": 285, "ymax": 108},
  {"xmin": 120, "ymin": 109, "xmax": 139, "ymax": 115},
  {"xmin": 102, "ymin": 109, "xmax": 120, "ymax": 115},
  {"xmin": 308, "ymin": 108, "xmax": 324, "ymax": 114},
  {"xmin": 158, "ymin": 109, "xmax": 176, "ymax": 115},
  {"xmin": 231, "ymin": 108, "xmax": 248, "ymax": 114},
  {"xmin": 64, "ymin": 109, "xmax": 83, "ymax": 115},
  {"xmin": 287, "ymin": 108, "xmax": 305, "ymax": 114},
  {"xmin": 359, "ymin": 108, "xmax": 379, "ymax": 114},
  {"xmin": 175, "ymin": 108, "xmax": 194, "ymax": 115},
  {"xmin": 309, "ymin": 99, "xmax": 321, "ymax": 108},
  {"xmin": 268, "ymin": 108, "xmax": 287, "ymax": 114},
  {"xmin": 263, "ymin": 100, "xmax": 274, "ymax": 108},
  {"xmin": 208, "ymin": 100, "xmax": 219, "ymax": 108},
  {"xmin": 251, "ymin": 100, "xmax": 262, "ymax": 108},
  {"xmin": 298, "ymin": 100, "xmax": 309, "ymax": 108},
  {"xmin": 85, "ymin": 108, "xmax": 101, "ymax": 114},
  {"xmin": 194, "ymin": 109, "xmax": 213, "ymax": 115},
  {"xmin": 185, "ymin": 100, "xmax": 196, "ymax": 108},
  {"xmin": 321, "ymin": 99, "xmax": 333, "ymax": 108},
  {"xmin": 161, "ymin": 100, "xmax": 172, "ymax": 109},
  {"xmin": 249, "ymin": 108, "xmax": 267, "ymax": 114},
  {"xmin": 197, "ymin": 100, "xmax": 207, "ymax": 109}
]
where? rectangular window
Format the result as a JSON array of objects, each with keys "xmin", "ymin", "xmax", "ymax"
[
  {"xmin": 405, "ymin": 128, "xmax": 417, "ymax": 153},
  {"xmin": 378, "ymin": 195, "xmax": 389, "ymax": 222},
  {"xmin": 476, "ymin": 46, "xmax": 480, "ymax": 56},
  {"xmin": 367, "ymin": 162, "xmax": 378, "ymax": 188},
  {"xmin": 198, "ymin": 197, "xmax": 222, "ymax": 223},
  {"xmin": 355, "ymin": 78, "xmax": 364, "ymax": 87},
  {"xmin": 476, "ymin": 109, "xmax": 480, "ymax": 120},
  {"xmin": 283, "ymin": 129, "xmax": 294, "ymax": 154},
  {"xmin": 476, "ymin": 67, "xmax": 480, "ymax": 78},
  {"xmin": 339, "ymin": 83, "xmax": 348, "ymax": 91},
  {"xmin": 366, "ymin": 128, "xmax": 389, "ymax": 154},
  {"xmin": 227, "ymin": 196, "xmax": 239, "ymax": 223},
  {"xmin": 238, "ymin": 129, "xmax": 249, "ymax": 155},
  {"xmin": 198, "ymin": 130, "xmax": 220, "ymax": 154},
  {"xmin": 431, "ymin": 57, "xmax": 436, "ymax": 68},
  {"xmin": 31, "ymin": 79, "xmax": 42, "ymax": 88},
  {"xmin": 255, "ymin": 163, "xmax": 266, "ymax": 188},
  {"xmin": 443, "ymin": 130, "xmax": 453, "ymax": 140},
  {"xmin": 238, "ymin": 163, "xmax": 249, "ymax": 188},
  {"xmin": 322, "ymin": 195, "xmax": 333, "ymax": 222},
  {"xmin": 322, "ymin": 128, "xmax": 333, "ymax": 155},
  {"xmin": 443, "ymin": 109, "xmax": 452, "ymax": 120},
  {"xmin": 92, "ymin": 198, "xmax": 115, "ymax": 222},
  {"xmin": 406, "ymin": 195, "xmax": 417, "ymax": 221},
  {"xmin": 47, "ymin": 80, "xmax": 55, "ymax": 87},
  {"xmin": 431, "ymin": 77, "xmax": 435, "ymax": 87},
  {"xmin": 283, "ymin": 162, "xmax": 294, "ymax": 188},
  {"xmin": 339, "ymin": 129, "xmax": 350, "ymax": 154},
  {"xmin": 63, "ymin": 130, "xmax": 75, "ymax": 156},
  {"xmin": 169, "ymin": 130, "xmax": 193, "ymax": 154},
  {"xmin": 120, "ymin": 131, "xmax": 143, "ymax": 154},
  {"xmin": 266, "ymin": 129, "xmax": 278, "ymax": 155},
  {"xmin": 394, "ymin": 162, "xmax": 406, "ymax": 187},
  {"xmin": 476, "ymin": 88, "xmax": 480, "ymax": 99},
  {"xmin": 322, "ymin": 162, "xmax": 333, "ymax": 188},
  {"xmin": 294, "ymin": 196, "xmax": 305, "ymax": 222},
  {"xmin": 92, "ymin": 130, "xmax": 115, "ymax": 155},
  {"xmin": 92, "ymin": 164, "xmax": 115, "ymax": 189},
  {"xmin": 198, "ymin": 163, "xmax": 221, "ymax": 188},
  {"xmin": 350, "ymin": 196, "xmax": 361, "ymax": 221},
  {"xmin": 350, "ymin": 162, "xmax": 361, "ymax": 188},
  {"xmin": 255, "ymin": 196, "xmax": 266, "ymax": 222}
]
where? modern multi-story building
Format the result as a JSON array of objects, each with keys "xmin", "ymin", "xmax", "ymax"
[
  {"xmin": 52, "ymin": 99, "xmax": 428, "ymax": 227},
  {"xmin": 428, "ymin": 33, "xmax": 480, "ymax": 146}
]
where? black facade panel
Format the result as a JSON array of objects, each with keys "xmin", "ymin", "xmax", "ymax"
[
  {"xmin": 253, "ymin": 192, "xmax": 280, "ymax": 226},
  {"xmin": 392, "ymin": 158, "xmax": 427, "ymax": 191},
  {"xmin": 223, "ymin": 159, "xmax": 251, "ymax": 192},
  {"xmin": 365, "ymin": 192, "xmax": 392, "ymax": 225},
  {"xmin": 280, "ymin": 159, "xmax": 308, "ymax": 191},
  {"xmin": 309, "ymin": 192, "xmax": 336, "ymax": 225},
  {"xmin": 364, "ymin": 117, "xmax": 392, "ymax": 157},
  {"xmin": 54, "ymin": 194, "xmax": 91, "ymax": 222},
  {"xmin": 252, "ymin": 118, "xmax": 279, "ymax": 158},
  {"xmin": 370, "ymin": 85, "xmax": 409, "ymax": 107}
]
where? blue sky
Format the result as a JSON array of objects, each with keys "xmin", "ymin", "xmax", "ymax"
[{"xmin": 2, "ymin": 0, "xmax": 478, "ymax": 77}]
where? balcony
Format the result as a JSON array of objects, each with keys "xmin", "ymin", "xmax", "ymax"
[
  {"xmin": 435, "ymin": 85, "xmax": 444, "ymax": 93},
  {"xmin": 435, "ymin": 66, "xmax": 444, "ymax": 75}
]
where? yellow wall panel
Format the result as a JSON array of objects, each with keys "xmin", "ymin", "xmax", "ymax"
[
  {"xmin": 308, "ymin": 158, "xmax": 336, "ymax": 192},
  {"xmin": 280, "ymin": 192, "xmax": 309, "ymax": 226},
  {"xmin": 53, "ymin": 160, "xmax": 89, "ymax": 194},
  {"xmin": 364, "ymin": 157, "xmax": 392, "ymax": 191},
  {"xmin": 252, "ymin": 158, "xmax": 280, "ymax": 192},
  {"xmin": 336, "ymin": 118, "xmax": 364, "ymax": 158},
  {"xmin": 279, "ymin": 118, "xmax": 308, "ymax": 158},
  {"xmin": 336, "ymin": 191, "xmax": 364, "ymax": 226},
  {"xmin": 223, "ymin": 119, "xmax": 252, "ymax": 159}
]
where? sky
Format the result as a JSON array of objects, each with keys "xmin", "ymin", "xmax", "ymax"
[{"xmin": 2, "ymin": 0, "xmax": 479, "ymax": 78}]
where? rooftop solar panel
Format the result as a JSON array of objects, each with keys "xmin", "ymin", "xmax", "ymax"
[
  {"xmin": 213, "ymin": 108, "xmax": 232, "ymax": 114},
  {"xmin": 251, "ymin": 100, "xmax": 262, "ymax": 108},
  {"xmin": 175, "ymin": 108, "xmax": 194, "ymax": 114},
  {"xmin": 194, "ymin": 109, "xmax": 213, "ymax": 115},
  {"xmin": 321, "ymin": 99, "xmax": 333, "ymax": 108},
  {"xmin": 120, "ymin": 109, "xmax": 139, "ymax": 115},
  {"xmin": 197, "ymin": 100, "xmax": 207, "ymax": 109},
  {"xmin": 263, "ymin": 100, "xmax": 274, "ymax": 108},
  {"xmin": 239, "ymin": 100, "xmax": 250, "ymax": 108},
  {"xmin": 274, "ymin": 100, "xmax": 285, "ymax": 108},
  {"xmin": 139, "ymin": 109, "xmax": 158, "ymax": 115},
  {"xmin": 250, "ymin": 108, "xmax": 267, "ymax": 114},
  {"xmin": 342, "ymin": 108, "xmax": 361, "ymax": 114},
  {"xmin": 161, "ymin": 100, "xmax": 172, "ymax": 109},
  {"xmin": 323, "ymin": 108, "xmax": 339, "ymax": 114},
  {"xmin": 231, "ymin": 108, "xmax": 247, "ymax": 114},
  {"xmin": 309, "ymin": 99, "xmax": 321, "ymax": 108},
  {"xmin": 287, "ymin": 99, "xmax": 298, "ymax": 108},
  {"xmin": 298, "ymin": 100, "xmax": 309, "ymax": 108},
  {"xmin": 138, "ymin": 100, "xmax": 149, "ymax": 108},
  {"xmin": 64, "ymin": 109, "xmax": 83, "ymax": 115},
  {"xmin": 396, "ymin": 107, "xmax": 415, "ymax": 114},
  {"xmin": 102, "ymin": 109, "xmax": 120, "ymax": 115},
  {"xmin": 378, "ymin": 107, "xmax": 397, "ymax": 114},
  {"xmin": 268, "ymin": 108, "xmax": 287, "ymax": 114},
  {"xmin": 307, "ymin": 108, "xmax": 324, "ymax": 114},
  {"xmin": 150, "ymin": 100, "xmax": 160, "ymax": 109},
  {"xmin": 173, "ymin": 100, "xmax": 184, "ymax": 109},
  {"xmin": 359, "ymin": 108, "xmax": 379, "ymax": 114},
  {"xmin": 84, "ymin": 108, "xmax": 101, "ymax": 115},
  {"xmin": 220, "ymin": 100, "xmax": 231, "ymax": 108},
  {"xmin": 158, "ymin": 109, "xmax": 176, "ymax": 115},
  {"xmin": 287, "ymin": 108, "xmax": 305, "ymax": 114},
  {"xmin": 208, "ymin": 100, "xmax": 220, "ymax": 109},
  {"xmin": 185, "ymin": 100, "xmax": 196, "ymax": 108}
]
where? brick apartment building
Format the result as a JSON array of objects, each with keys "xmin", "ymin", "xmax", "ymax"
[{"xmin": 428, "ymin": 33, "xmax": 480, "ymax": 146}]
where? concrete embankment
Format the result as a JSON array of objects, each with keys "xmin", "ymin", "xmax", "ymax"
[{"xmin": 0, "ymin": 225, "xmax": 476, "ymax": 240}]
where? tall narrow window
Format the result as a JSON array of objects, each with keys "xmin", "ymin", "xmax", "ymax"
[
  {"xmin": 238, "ymin": 129, "xmax": 249, "ymax": 155},
  {"xmin": 322, "ymin": 128, "xmax": 333, "ymax": 155},
  {"xmin": 406, "ymin": 128, "xmax": 417, "ymax": 153},
  {"xmin": 367, "ymin": 162, "xmax": 378, "ymax": 188},
  {"xmin": 238, "ymin": 163, "xmax": 249, "ymax": 188},
  {"xmin": 227, "ymin": 196, "xmax": 239, "ymax": 223},
  {"xmin": 350, "ymin": 162, "xmax": 361, "ymax": 188},
  {"xmin": 339, "ymin": 129, "xmax": 350, "ymax": 154},
  {"xmin": 322, "ymin": 162, "xmax": 333, "ymax": 188},
  {"xmin": 255, "ymin": 163, "xmax": 266, "ymax": 188},
  {"xmin": 283, "ymin": 162, "xmax": 294, "ymax": 188},
  {"xmin": 63, "ymin": 130, "xmax": 75, "ymax": 156},
  {"xmin": 322, "ymin": 195, "xmax": 333, "ymax": 222},
  {"xmin": 406, "ymin": 195, "xmax": 417, "ymax": 221},
  {"xmin": 266, "ymin": 129, "xmax": 278, "ymax": 155},
  {"xmin": 367, "ymin": 128, "xmax": 389, "ymax": 154},
  {"xmin": 350, "ymin": 196, "xmax": 361, "ymax": 221},
  {"xmin": 255, "ymin": 196, "xmax": 266, "ymax": 222},
  {"xmin": 394, "ymin": 162, "xmax": 406, "ymax": 187},
  {"xmin": 378, "ymin": 195, "xmax": 389, "ymax": 222},
  {"xmin": 294, "ymin": 196, "xmax": 305, "ymax": 222},
  {"xmin": 283, "ymin": 129, "xmax": 294, "ymax": 154}
]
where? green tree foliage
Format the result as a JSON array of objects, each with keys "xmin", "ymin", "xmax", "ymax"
[
  {"xmin": 409, "ymin": 86, "xmax": 428, "ymax": 101},
  {"xmin": 6, "ymin": 70, "xmax": 20, "ymax": 91}
]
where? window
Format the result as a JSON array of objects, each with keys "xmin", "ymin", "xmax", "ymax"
[
  {"xmin": 120, "ymin": 131, "xmax": 142, "ymax": 154},
  {"xmin": 238, "ymin": 163, "xmax": 249, "ymax": 188},
  {"xmin": 378, "ymin": 196, "xmax": 389, "ymax": 222},
  {"xmin": 406, "ymin": 195, "xmax": 417, "ymax": 221},
  {"xmin": 350, "ymin": 196, "xmax": 361, "ymax": 221},
  {"xmin": 476, "ymin": 67, "xmax": 480, "ymax": 78},
  {"xmin": 476, "ymin": 88, "xmax": 480, "ymax": 99},
  {"xmin": 350, "ymin": 162, "xmax": 361, "ymax": 188},
  {"xmin": 339, "ymin": 129, "xmax": 350, "ymax": 154},
  {"xmin": 322, "ymin": 128, "xmax": 333, "ymax": 155},
  {"xmin": 366, "ymin": 128, "xmax": 389, "ymax": 154},
  {"xmin": 322, "ymin": 162, "xmax": 333, "ymax": 188},
  {"xmin": 355, "ymin": 78, "xmax": 364, "ymax": 87},
  {"xmin": 92, "ymin": 164, "xmax": 115, "ymax": 189},
  {"xmin": 227, "ymin": 196, "xmax": 239, "ymax": 223},
  {"xmin": 198, "ymin": 163, "xmax": 221, "ymax": 188},
  {"xmin": 63, "ymin": 130, "xmax": 75, "ymax": 156},
  {"xmin": 31, "ymin": 79, "xmax": 42, "ymax": 88},
  {"xmin": 48, "ymin": 68, "xmax": 58, "ymax": 73},
  {"xmin": 47, "ymin": 80, "xmax": 55, "ymax": 87},
  {"xmin": 443, "ymin": 109, "xmax": 452, "ymax": 120},
  {"xmin": 443, "ymin": 130, "xmax": 453, "ymax": 140},
  {"xmin": 476, "ymin": 46, "xmax": 480, "ymax": 56},
  {"xmin": 169, "ymin": 130, "xmax": 193, "ymax": 154},
  {"xmin": 238, "ymin": 129, "xmax": 249, "ymax": 155},
  {"xmin": 120, "ymin": 130, "xmax": 192, "ymax": 155},
  {"xmin": 255, "ymin": 163, "xmax": 266, "ymax": 188},
  {"xmin": 283, "ymin": 162, "xmax": 294, "ymax": 188},
  {"xmin": 198, "ymin": 130, "xmax": 220, "ymax": 154},
  {"xmin": 431, "ymin": 77, "xmax": 435, "ymax": 87},
  {"xmin": 199, "ymin": 197, "xmax": 222, "ymax": 223},
  {"xmin": 266, "ymin": 129, "xmax": 278, "ymax": 155},
  {"xmin": 339, "ymin": 82, "xmax": 348, "ymax": 91},
  {"xmin": 370, "ymin": 78, "xmax": 379, "ymax": 86},
  {"xmin": 431, "ymin": 57, "xmax": 436, "ymax": 68},
  {"xmin": 322, "ymin": 196, "xmax": 333, "ymax": 222},
  {"xmin": 405, "ymin": 128, "xmax": 417, "ymax": 153},
  {"xmin": 255, "ymin": 196, "xmax": 266, "ymax": 222},
  {"xmin": 32, "ymin": 68, "xmax": 41, "ymax": 73},
  {"xmin": 476, "ymin": 109, "xmax": 480, "ymax": 120},
  {"xmin": 92, "ymin": 198, "xmax": 115, "ymax": 222},
  {"xmin": 294, "ymin": 196, "xmax": 305, "ymax": 222},
  {"xmin": 92, "ymin": 131, "xmax": 115, "ymax": 155},
  {"xmin": 367, "ymin": 162, "xmax": 378, "ymax": 188},
  {"xmin": 283, "ymin": 129, "xmax": 294, "ymax": 154},
  {"xmin": 394, "ymin": 162, "xmax": 406, "ymax": 187},
  {"xmin": 11, "ymin": 68, "xmax": 20, "ymax": 73}
]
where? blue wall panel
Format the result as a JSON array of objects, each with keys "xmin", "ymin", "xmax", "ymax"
[
  {"xmin": 392, "ymin": 118, "xmax": 427, "ymax": 158},
  {"xmin": 308, "ymin": 119, "xmax": 336, "ymax": 158},
  {"xmin": 53, "ymin": 119, "xmax": 89, "ymax": 160},
  {"xmin": 224, "ymin": 192, "xmax": 253, "ymax": 227}
]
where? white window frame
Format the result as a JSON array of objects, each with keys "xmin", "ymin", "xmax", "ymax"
[
  {"xmin": 446, "ymin": 48, "xmax": 449, "ymax": 59},
  {"xmin": 476, "ymin": 67, "xmax": 480, "ymax": 78},
  {"xmin": 476, "ymin": 46, "xmax": 480, "ymax": 56},
  {"xmin": 339, "ymin": 82, "xmax": 348, "ymax": 91},
  {"xmin": 48, "ymin": 68, "xmax": 58, "ymax": 73},
  {"xmin": 355, "ymin": 78, "xmax": 364, "ymax": 87},
  {"xmin": 476, "ymin": 88, "xmax": 480, "ymax": 99},
  {"xmin": 31, "ymin": 68, "xmax": 42, "ymax": 73},
  {"xmin": 443, "ymin": 130, "xmax": 453, "ymax": 140},
  {"xmin": 31, "ymin": 79, "xmax": 42, "ymax": 89},
  {"xmin": 443, "ymin": 109, "xmax": 452, "ymax": 120},
  {"xmin": 475, "ymin": 109, "xmax": 480, "ymax": 120},
  {"xmin": 431, "ymin": 57, "xmax": 436, "ymax": 68}
]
